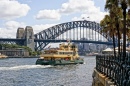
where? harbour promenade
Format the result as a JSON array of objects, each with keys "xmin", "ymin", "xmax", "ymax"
[{"xmin": 92, "ymin": 54, "xmax": 130, "ymax": 86}]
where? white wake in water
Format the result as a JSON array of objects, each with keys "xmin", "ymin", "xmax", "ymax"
[{"xmin": 0, "ymin": 65, "xmax": 52, "ymax": 71}]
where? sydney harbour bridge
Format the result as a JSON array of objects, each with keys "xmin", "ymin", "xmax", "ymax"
[{"xmin": 0, "ymin": 20, "xmax": 114, "ymax": 51}]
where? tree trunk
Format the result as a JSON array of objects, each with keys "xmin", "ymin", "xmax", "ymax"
[
  {"xmin": 122, "ymin": 2, "xmax": 127, "ymax": 58},
  {"xmin": 123, "ymin": 8, "xmax": 126, "ymax": 57},
  {"xmin": 117, "ymin": 25, "xmax": 120, "ymax": 56},
  {"xmin": 118, "ymin": 29, "xmax": 120, "ymax": 56},
  {"xmin": 113, "ymin": 34, "xmax": 116, "ymax": 57},
  {"xmin": 116, "ymin": 18, "xmax": 120, "ymax": 56}
]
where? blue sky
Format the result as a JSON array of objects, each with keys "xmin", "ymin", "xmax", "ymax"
[{"xmin": 0, "ymin": 0, "xmax": 107, "ymax": 38}]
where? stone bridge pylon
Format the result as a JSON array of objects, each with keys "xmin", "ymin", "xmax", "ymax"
[{"xmin": 16, "ymin": 26, "xmax": 35, "ymax": 51}]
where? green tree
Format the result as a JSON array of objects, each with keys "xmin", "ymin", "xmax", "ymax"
[
  {"xmin": 32, "ymin": 52, "xmax": 37, "ymax": 56},
  {"xmin": 0, "ymin": 44, "xmax": 34, "ymax": 56}
]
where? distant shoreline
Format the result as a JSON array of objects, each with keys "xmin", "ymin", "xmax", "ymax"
[{"xmin": 8, "ymin": 56, "xmax": 39, "ymax": 58}]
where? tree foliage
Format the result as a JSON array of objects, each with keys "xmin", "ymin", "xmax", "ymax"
[{"xmin": 0, "ymin": 44, "xmax": 41, "ymax": 56}]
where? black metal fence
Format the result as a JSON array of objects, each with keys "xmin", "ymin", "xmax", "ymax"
[{"xmin": 96, "ymin": 54, "xmax": 130, "ymax": 86}]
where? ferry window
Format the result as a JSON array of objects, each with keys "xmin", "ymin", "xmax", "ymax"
[
  {"xmin": 64, "ymin": 46, "xmax": 68, "ymax": 48},
  {"xmin": 60, "ymin": 52, "xmax": 63, "ymax": 54},
  {"xmin": 71, "ymin": 46, "xmax": 76, "ymax": 49}
]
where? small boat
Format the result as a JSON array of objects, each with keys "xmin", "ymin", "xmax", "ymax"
[
  {"xmin": 36, "ymin": 42, "xmax": 84, "ymax": 65},
  {"xmin": 0, "ymin": 53, "xmax": 8, "ymax": 59},
  {"xmin": 87, "ymin": 52, "xmax": 99, "ymax": 56}
]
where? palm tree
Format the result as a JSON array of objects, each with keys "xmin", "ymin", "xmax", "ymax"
[
  {"xmin": 112, "ymin": 7, "xmax": 123, "ymax": 56},
  {"xmin": 114, "ymin": 8, "xmax": 123, "ymax": 55},
  {"xmin": 100, "ymin": 15, "xmax": 117, "ymax": 56},
  {"xmin": 105, "ymin": 1, "xmax": 123, "ymax": 56},
  {"xmin": 105, "ymin": 0, "xmax": 130, "ymax": 58},
  {"xmin": 102, "ymin": 10, "xmax": 123, "ymax": 56},
  {"xmin": 126, "ymin": 9, "xmax": 130, "ymax": 45},
  {"xmin": 104, "ymin": 1, "xmax": 130, "ymax": 86}
]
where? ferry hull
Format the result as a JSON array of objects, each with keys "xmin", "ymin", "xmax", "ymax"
[{"xmin": 36, "ymin": 58, "xmax": 84, "ymax": 65}]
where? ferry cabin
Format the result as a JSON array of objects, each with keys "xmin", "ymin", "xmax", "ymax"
[{"xmin": 40, "ymin": 43, "xmax": 79, "ymax": 61}]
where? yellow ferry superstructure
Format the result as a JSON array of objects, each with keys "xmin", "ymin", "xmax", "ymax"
[{"xmin": 36, "ymin": 42, "xmax": 84, "ymax": 65}]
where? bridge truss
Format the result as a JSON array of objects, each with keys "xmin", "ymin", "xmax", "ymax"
[{"xmin": 34, "ymin": 20, "xmax": 112, "ymax": 50}]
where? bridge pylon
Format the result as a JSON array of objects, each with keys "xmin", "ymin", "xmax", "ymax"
[
  {"xmin": 16, "ymin": 27, "xmax": 24, "ymax": 39},
  {"xmin": 24, "ymin": 26, "xmax": 35, "ymax": 51}
]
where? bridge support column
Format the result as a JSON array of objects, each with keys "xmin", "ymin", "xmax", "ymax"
[
  {"xmin": 24, "ymin": 26, "xmax": 35, "ymax": 51},
  {"xmin": 16, "ymin": 27, "xmax": 25, "ymax": 45},
  {"xmin": 16, "ymin": 28, "xmax": 24, "ymax": 39}
]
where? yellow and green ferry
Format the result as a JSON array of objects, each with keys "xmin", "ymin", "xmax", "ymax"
[{"xmin": 36, "ymin": 42, "xmax": 84, "ymax": 65}]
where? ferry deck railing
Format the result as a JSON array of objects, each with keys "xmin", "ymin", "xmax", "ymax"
[{"xmin": 96, "ymin": 54, "xmax": 130, "ymax": 86}]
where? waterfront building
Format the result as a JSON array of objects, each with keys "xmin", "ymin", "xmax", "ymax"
[{"xmin": 0, "ymin": 48, "xmax": 29, "ymax": 56}]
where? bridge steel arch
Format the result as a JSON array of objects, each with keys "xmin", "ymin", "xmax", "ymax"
[{"xmin": 34, "ymin": 20, "xmax": 112, "ymax": 51}]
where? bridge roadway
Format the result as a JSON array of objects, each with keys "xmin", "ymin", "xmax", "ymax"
[{"xmin": 0, "ymin": 38, "xmax": 113, "ymax": 45}]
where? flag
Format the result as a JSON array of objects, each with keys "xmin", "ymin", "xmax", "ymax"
[{"xmin": 82, "ymin": 17, "xmax": 85, "ymax": 20}]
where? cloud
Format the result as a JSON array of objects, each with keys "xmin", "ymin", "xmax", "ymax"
[
  {"xmin": 70, "ymin": 0, "xmax": 108, "ymax": 23},
  {"xmin": 0, "ymin": 27, "xmax": 19, "ymax": 38},
  {"xmin": 72, "ymin": 11, "xmax": 108, "ymax": 23},
  {"xmin": 0, "ymin": 20, "xmax": 56, "ymax": 38},
  {"xmin": 0, "ymin": 21, "xmax": 26, "ymax": 38},
  {"xmin": 5, "ymin": 21, "xmax": 26, "ymax": 29},
  {"xmin": 35, "ymin": 0, "xmax": 107, "ymax": 22},
  {"xmin": 0, "ymin": 0, "xmax": 107, "ymax": 38},
  {"xmin": 36, "ymin": 0, "xmax": 94, "ymax": 20},
  {"xmin": 0, "ymin": 0, "xmax": 30, "ymax": 20},
  {"xmin": 35, "ymin": 10, "xmax": 61, "ymax": 20},
  {"xmin": 59, "ymin": 0, "xmax": 93, "ymax": 14}
]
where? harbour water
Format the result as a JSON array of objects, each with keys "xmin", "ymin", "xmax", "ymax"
[{"xmin": 0, "ymin": 56, "xmax": 96, "ymax": 86}]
